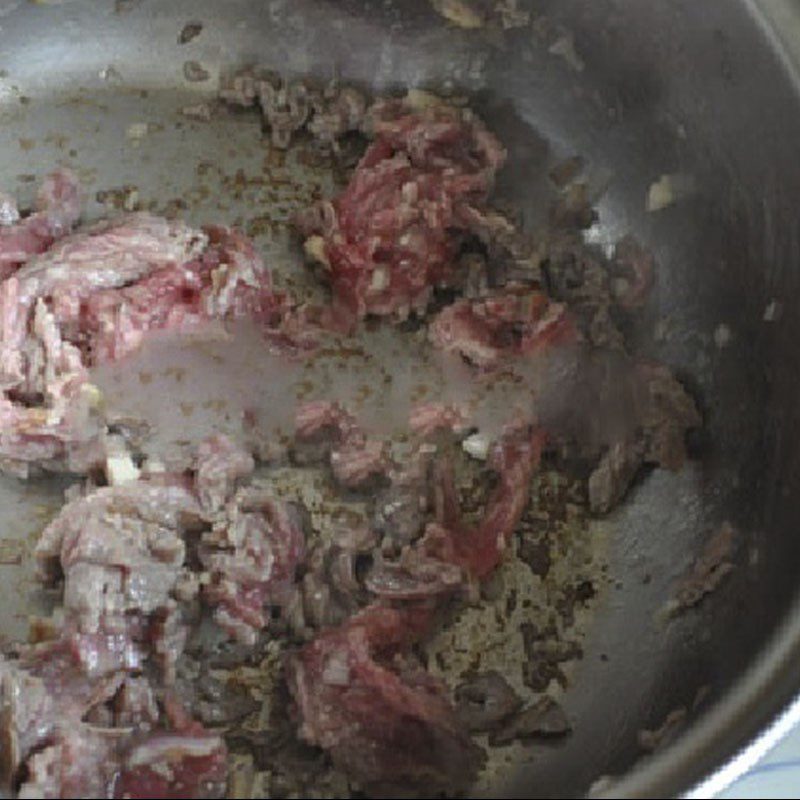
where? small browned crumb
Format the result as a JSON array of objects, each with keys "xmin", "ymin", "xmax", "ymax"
[
  {"xmin": 183, "ymin": 60, "xmax": 210, "ymax": 83},
  {"xmin": 668, "ymin": 522, "xmax": 735, "ymax": 616},
  {"xmin": 178, "ymin": 21, "xmax": 203, "ymax": 44}
]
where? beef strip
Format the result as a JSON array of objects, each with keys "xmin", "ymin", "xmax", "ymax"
[
  {"xmin": 294, "ymin": 401, "xmax": 389, "ymax": 489},
  {"xmin": 408, "ymin": 402, "xmax": 468, "ymax": 437},
  {"xmin": 200, "ymin": 485, "xmax": 305, "ymax": 645},
  {"xmin": 296, "ymin": 526, "xmax": 376, "ymax": 632},
  {"xmin": 0, "ymin": 216, "xmax": 281, "ymax": 476},
  {"xmin": 0, "ymin": 170, "xmax": 82, "ymax": 281},
  {"xmin": 455, "ymin": 671, "xmax": 523, "ymax": 732},
  {"xmin": 286, "ymin": 603, "xmax": 484, "ymax": 795},
  {"xmin": 0, "ymin": 641, "xmax": 124, "ymax": 790},
  {"xmin": 34, "ymin": 479, "xmax": 203, "ymax": 679},
  {"xmin": 295, "ymin": 98, "xmax": 506, "ymax": 320},
  {"xmin": 429, "ymin": 285, "xmax": 575, "ymax": 368},
  {"xmin": 16, "ymin": 696, "xmax": 227, "ymax": 800},
  {"xmin": 419, "ymin": 425, "xmax": 546, "ymax": 580}
]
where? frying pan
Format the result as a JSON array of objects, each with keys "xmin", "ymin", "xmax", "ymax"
[{"xmin": 1, "ymin": 0, "xmax": 799, "ymax": 796}]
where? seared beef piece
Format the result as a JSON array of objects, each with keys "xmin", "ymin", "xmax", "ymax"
[
  {"xmin": 294, "ymin": 401, "xmax": 389, "ymax": 489},
  {"xmin": 297, "ymin": 526, "xmax": 375, "ymax": 631},
  {"xmin": 365, "ymin": 552, "xmax": 463, "ymax": 600},
  {"xmin": 0, "ymin": 641, "xmax": 124, "ymax": 790},
  {"xmin": 588, "ymin": 440, "xmax": 645, "ymax": 515},
  {"xmin": 408, "ymin": 402, "xmax": 467, "ymax": 437},
  {"xmin": 0, "ymin": 217, "xmax": 281, "ymax": 477},
  {"xmin": 455, "ymin": 671, "xmax": 523, "ymax": 733},
  {"xmin": 0, "ymin": 170, "xmax": 82, "ymax": 280},
  {"xmin": 588, "ymin": 363, "xmax": 701, "ymax": 514},
  {"xmin": 16, "ymin": 696, "xmax": 227, "ymax": 800},
  {"xmin": 219, "ymin": 70, "xmax": 368, "ymax": 150},
  {"xmin": 669, "ymin": 522, "xmax": 735, "ymax": 615},
  {"xmin": 429, "ymin": 286, "xmax": 575, "ymax": 368},
  {"xmin": 296, "ymin": 98, "xmax": 506, "ymax": 320},
  {"xmin": 287, "ymin": 603, "xmax": 484, "ymax": 795},
  {"xmin": 200, "ymin": 485, "xmax": 305, "ymax": 645},
  {"xmin": 490, "ymin": 697, "xmax": 571, "ymax": 746},
  {"xmin": 35, "ymin": 479, "xmax": 203, "ymax": 678},
  {"xmin": 611, "ymin": 235, "xmax": 655, "ymax": 310},
  {"xmin": 419, "ymin": 426, "xmax": 545, "ymax": 580},
  {"xmin": 195, "ymin": 434, "xmax": 255, "ymax": 514}
]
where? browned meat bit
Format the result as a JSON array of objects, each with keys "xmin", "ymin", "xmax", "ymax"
[
  {"xmin": 549, "ymin": 182, "xmax": 597, "ymax": 230},
  {"xmin": 34, "ymin": 479, "xmax": 204, "ymax": 678},
  {"xmin": 219, "ymin": 70, "xmax": 368, "ymax": 151},
  {"xmin": 258, "ymin": 75, "xmax": 314, "ymax": 149},
  {"xmin": 638, "ymin": 707, "xmax": 687, "ymax": 753},
  {"xmin": 589, "ymin": 363, "xmax": 700, "ymax": 515},
  {"xmin": 200, "ymin": 485, "xmax": 305, "ymax": 645},
  {"xmin": 0, "ymin": 169, "xmax": 82, "ymax": 280},
  {"xmin": 287, "ymin": 603, "xmax": 484, "ymax": 795},
  {"xmin": 668, "ymin": 522, "xmax": 735, "ymax": 616},
  {"xmin": 455, "ymin": 671, "xmax": 522, "ymax": 732},
  {"xmin": 183, "ymin": 60, "xmax": 211, "ymax": 83},
  {"xmin": 612, "ymin": 235, "xmax": 656, "ymax": 310},
  {"xmin": 294, "ymin": 401, "xmax": 389, "ymax": 489},
  {"xmin": 178, "ymin": 21, "xmax": 203, "ymax": 44},
  {"xmin": 429, "ymin": 286, "xmax": 575, "ymax": 369},
  {"xmin": 549, "ymin": 156, "xmax": 584, "ymax": 188},
  {"xmin": 16, "ymin": 697, "xmax": 227, "ymax": 799},
  {"xmin": 490, "ymin": 697, "xmax": 571, "ymax": 746},
  {"xmin": 365, "ymin": 550, "xmax": 463, "ymax": 600},
  {"xmin": 307, "ymin": 84, "xmax": 368, "ymax": 149},
  {"xmin": 636, "ymin": 362, "xmax": 701, "ymax": 471},
  {"xmin": 219, "ymin": 67, "xmax": 261, "ymax": 107},
  {"xmin": 294, "ymin": 526, "xmax": 375, "ymax": 631},
  {"xmin": 195, "ymin": 434, "xmax": 255, "ymax": 513},
  {"xmin": 409, "ymin": 402, "xmax": 468, "ymax": 437},
  {"xmin": 588, "ymin": 440, "xmax": 645, "ymax": 516}
]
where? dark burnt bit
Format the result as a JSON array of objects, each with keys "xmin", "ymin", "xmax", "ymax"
[
  {"xmin": 178, "ymin": 21, "xmax": 204, "ymax": 44},
  {"xmin": 183, "ymin": 60, "xmax": 211, "ymax": 83},
  {"xmin": 490, "ymin": 697, "xmax": 571, "ymax": 746},
  {"xmin": 227, "ymin": 680, "xmax": 349, "ymax": 794},
  {"xmin": 549, "ymin": 156, "xmax": 584, "ymax": 188},
  {"xmin": 521, "ymin": 621, "xmax": 583, "ymax": 692},
  {"xmin": 455, "ymin": 671, "xmax": 523, "ymax": 732}
]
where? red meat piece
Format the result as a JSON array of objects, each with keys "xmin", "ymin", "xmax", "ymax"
[
  {"xmin": 297, "ymin": 100, "xmax": 506, "ymax": 319},
  {"xmin": 287, "ymin": 603, "xmax": 483, "ymax": 794}
]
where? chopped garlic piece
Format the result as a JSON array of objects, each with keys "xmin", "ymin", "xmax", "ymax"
[
  {"xmin": 126, "ymin": 122, "xmax": 150, "ymax": 141},
  {"xmin": 430, "ymin": 0, "xmax": 485, "ymax": 28},
  {"xmin": 646, "ymin": 173, "xmax": 696, "ymax": 212},
  {"xmin": 106, "ymin": 453, "xmax": 140, "ymax": 485},
  {"xmin": 404, "ymin": 88, "xmax": 444, "ymax": 110},
  {"xmin": 549, "ymin": 34, "xmax": 585, "ymax": 73},
  {"xmin": 714, "ymin": 323, "xmax": 732, "ymax": 349},
  {"xmin": 370, "ymin": 267, "xmax": 390, "ymax": 292},
  {"xmin": 303, "ymin": 235, "xmax": 329, "ymax": 268},
  {"xmin": 463, "ymin": 432, "xmax": 490, "ymax": 460}
]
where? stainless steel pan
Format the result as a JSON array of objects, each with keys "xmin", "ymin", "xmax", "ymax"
[{"xmin": 1, "ymin": 0, "xmax": 799, "ymax": 796}]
